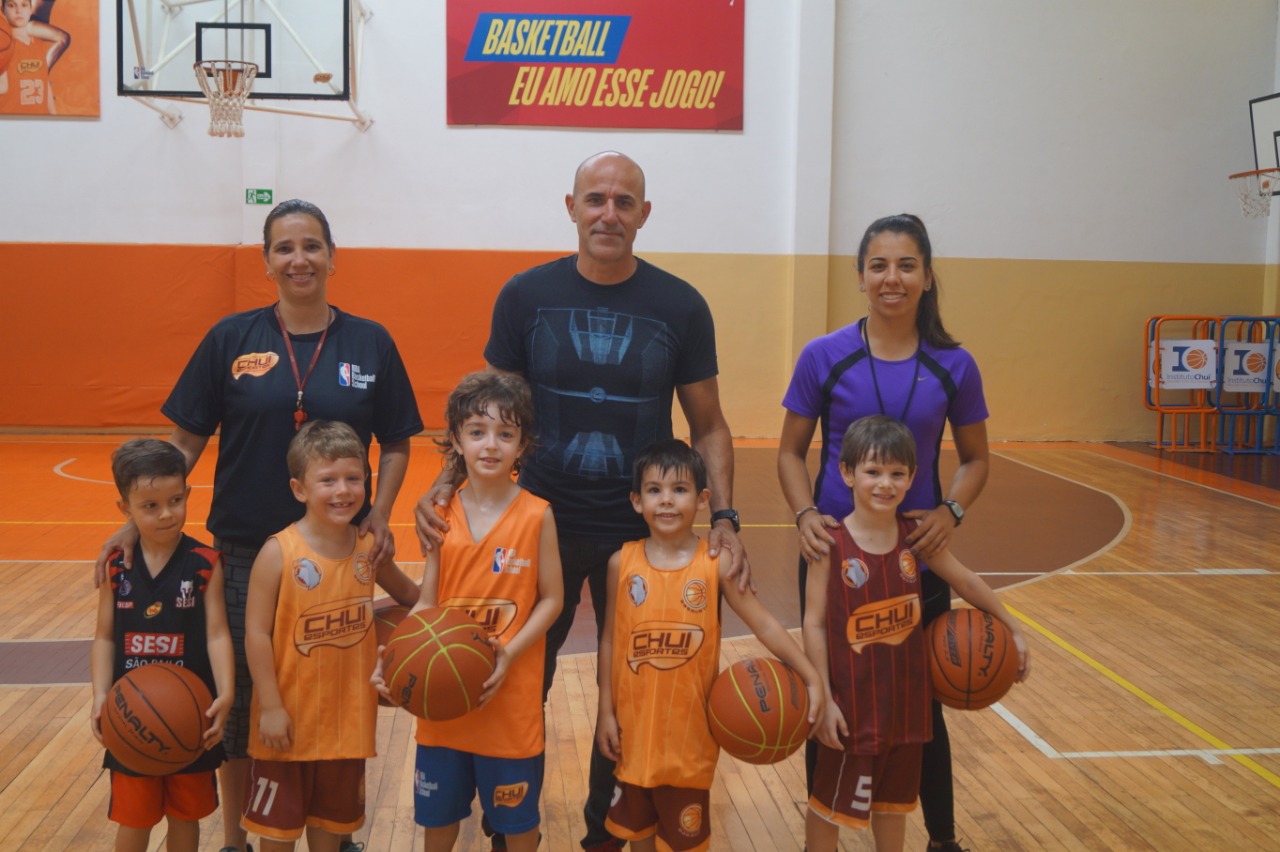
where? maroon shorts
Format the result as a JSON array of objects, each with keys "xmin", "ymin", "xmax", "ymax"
[
  {"xmin": 241, "ymin": 758, "xmax": 366, "ymax": 840},
  {"xmin": 808, "ymin": 743, "xmax": 921, "ymax": 829},
  {"xmin": 108, "ymin": 770, "xmax": 218, "ymax": 829},
  {"xmin": 605, "ymin": 780, "xmax": 710, "ymax": 852}
]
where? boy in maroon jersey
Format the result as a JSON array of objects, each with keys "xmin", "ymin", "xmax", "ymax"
[{"xmin": 802, "ymin": 416, "xmax": 1029, "ymax": 852}]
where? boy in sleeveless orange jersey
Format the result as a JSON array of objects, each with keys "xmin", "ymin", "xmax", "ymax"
[
  {"xmin": 376, "ymin": 371, "xmax": 563, "ymax": 852},
  {"xmin": 243, "ymin": 421, "xmax": 419, "ymax": 852},
  {"xmin": 91, "ymin": 439, "xmax": 234, "ymax": 852},
  {"xmin": 596, "ymin": 440, "xmax": 823, "ymax": 852},
  {"xmin": 803, "ymin": 415, "xmax": 1030, "ymax": 852}
]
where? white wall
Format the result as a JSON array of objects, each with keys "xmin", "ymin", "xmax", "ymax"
[
  {"xmin": 831, "ymin": 0, "xmax": 1279, "ymax": 264},
  {"xmin": 1, "ymin": 2, "xmax": 813, "ymax": 254},
  {"xmin": 3, "ymin": 1, "xmax": 1277, "ymax": 260}
]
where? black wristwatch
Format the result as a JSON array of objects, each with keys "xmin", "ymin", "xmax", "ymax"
[
  {"xmin": 710, "ymin": 508, "xmax": 740, "ymax": 533},
  {"xmin": 941, "ymin": 500, "xmax": 964, "ymax": 526}
]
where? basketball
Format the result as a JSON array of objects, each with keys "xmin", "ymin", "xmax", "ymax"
[
  {"xmin": 373, "ymin": 601, "xmax": 412, "ymax": 707},
  {"xmin": 382, "ymin": 607, "xmax": 495, "ymax": 721},
  {"xmin": 926, "ymin": 608, "xmax": 1019, "ymax": 710},
  {"xmin": 100, "ymin": 663, "xmax": 212, "ymax": 776},
  {"xmin": 707, "ymin": 657, "xmax": 810, "ymax": 764}
]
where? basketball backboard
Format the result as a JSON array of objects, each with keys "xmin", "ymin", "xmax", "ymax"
[
  {"xmin": 1248, "ymin": 92, "xmax": 1280, "ymax": 194},
  {"xmin": 117, "ymin": 0, "xmax": 350, "ymax": 100}
]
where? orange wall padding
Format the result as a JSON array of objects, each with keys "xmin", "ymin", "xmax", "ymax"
[{"xmin": 1, "ymin": 242, "xmax": 560, "ymax": 429}]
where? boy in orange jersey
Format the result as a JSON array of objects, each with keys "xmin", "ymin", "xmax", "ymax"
[
  {"xmin": 243, "ymin": 420, "xmax": 419, "ymax": 852},
  {"xmin": 596, "ymin": 439, "xmax": 823, "ymax": 852},
  {"xmin": 376, "ymin": 371, "xmax": 563, "ymax": 852},
  {"xmin": 803, "ymin": 415, "xmax": 1030, "ymax": 852},
  {"xmin": 91, "ymin": 439, "xmax": 234, "ymax": 852}
]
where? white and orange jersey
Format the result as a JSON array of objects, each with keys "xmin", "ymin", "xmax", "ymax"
[
  {"xmin": 249, "ymin": 525, "xmax": 378, "ymax": 761},
  {"xmin": 415, "ymin": 487, "xmax": 549, "ymax": 759},
  {"xmin": 611, "ymin": 538, "xmax": 721, "ymax": 789},
  {"xmin": 0, "ymin": 34, "xmax": 55, "ymax": 115}
]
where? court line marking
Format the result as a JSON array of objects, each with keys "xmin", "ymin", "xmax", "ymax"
[
  {"xmin": 51, "ymin": 457, "xmax": 380, "ymax": 488},
  {"xmin": 1006, "ymin": 604, "xmax": 1280, "ymax": 789},
  {"xmin": 992, "ymin": 704, "xmax": 1280, "ymax": 764},
  {"xmin": 992, "ymin": 449, "xmax": 1133, "ymax": 573},
  {"xmin": 0, "ymin": 638, "xmax": 92, "ymax": 644},
  {"xmin": 1058, "ymin": 448, "xmax": 1280, "ymax": 511}
]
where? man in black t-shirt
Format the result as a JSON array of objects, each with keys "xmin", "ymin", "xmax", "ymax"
[{"xmin": 416, "ymin": 152, "xmax": 749, "ymax": 852}]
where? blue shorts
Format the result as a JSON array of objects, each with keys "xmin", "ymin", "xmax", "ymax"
[{"xmin": 413, "ymin": 745, "xmax": 543, "ymax": 836}]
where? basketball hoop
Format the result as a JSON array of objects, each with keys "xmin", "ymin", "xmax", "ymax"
[
  {"xmin": 194, "ymin": 60, "xmax": 258, "ymax": 138},
  {"xmin": 1227, "ymin": 168, "xmax": 1279, "ymax": 218}
]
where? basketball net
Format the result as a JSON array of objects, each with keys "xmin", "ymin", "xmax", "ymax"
[
  {"xmin": 194, "ymin": 60, "xmax": 257, "ymax": 137},
  {"xmin": 1228, "ymin": 168, "xmax": 1278, "ymax": 218}
]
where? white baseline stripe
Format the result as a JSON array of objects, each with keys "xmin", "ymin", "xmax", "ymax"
[{"xmin": 992, "ymin": 705, "xmax": 1280, "ymax": 766}]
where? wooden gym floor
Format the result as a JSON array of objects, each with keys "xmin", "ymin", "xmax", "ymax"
[{"xmin": 1, "ymin": 437, "xmax": 1278, "ymax": 850}]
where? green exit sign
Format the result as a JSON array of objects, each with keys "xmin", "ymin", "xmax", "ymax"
[{"xmin": 246, "ymin": 189, "xmax": 274, "ymax": 205}]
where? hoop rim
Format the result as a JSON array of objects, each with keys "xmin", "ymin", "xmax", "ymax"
[
  {"xmin": 195, "ymin": 59, "xmax": 261, "ymax": 72},
  {"xmin": 1227, "ymin": 167, "xmax": 1280, "ymax": 181}
]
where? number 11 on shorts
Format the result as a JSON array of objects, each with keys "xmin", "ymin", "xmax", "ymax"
[{"xmin": 251, "ymin": 777, "xmax": 279, "ymax": 816}]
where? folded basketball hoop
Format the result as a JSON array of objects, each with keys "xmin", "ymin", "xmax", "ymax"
[
  {"xmin": 1228, "ymin": 168, "xmax": 1279, "ymax": 218},
  {"xmin": 195, "ymin": 60, "xmax": 258, "ymax": 138}
]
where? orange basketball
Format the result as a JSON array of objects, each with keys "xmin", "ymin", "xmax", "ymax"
[
  {"xmin": 101, "ymin": 663, "xmax": 212, "ymax": 775},
  {"xmin": 707, "ymin": 657, "xmax": 810, "ymax": 764},
  {"xmin": 373, "ymin": 600, "xmax": 412, "ymax": 647},
  {"xmin": 1184, "ymin": 348, "xmax": 1208, "ymax": 370},
  {"xmin": 373, "ymin": 601, "xmax": 412, "ymax": 707},
  {"xmin": 382, "ymin": 607, "xmax": 495, "ymax": 721},
  {"xmin": 926, "ymin": 608, "xmax": 1018, "ymax": 710}
]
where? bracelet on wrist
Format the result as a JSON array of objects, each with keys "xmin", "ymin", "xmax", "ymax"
[{"xmin": 795, "ymin": 505, "xmax": 819, "ymax": 526}]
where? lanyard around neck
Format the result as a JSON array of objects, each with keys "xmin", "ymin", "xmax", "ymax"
[
  {"xmin": 275, "ymin": 303, "xmax": 331, "ymax": 431},
  {"xmin": 861, "ymin": 318, "xmax": 921, "ymax": 422}
]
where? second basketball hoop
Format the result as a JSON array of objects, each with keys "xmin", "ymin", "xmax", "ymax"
[{"xmin": 1228, "ymin": 168, "xmax": 1278, "ymax": 218}]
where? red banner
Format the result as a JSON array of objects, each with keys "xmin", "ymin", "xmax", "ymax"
[
  {"xmin": 447, "ymin": 0, "xmax": 744, "ymax": 130},
  {"xmin": 0, "ymin": 0, "xmax": 99, "ymax": 117}
]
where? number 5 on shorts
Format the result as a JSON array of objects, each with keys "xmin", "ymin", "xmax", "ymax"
[{"xmin": 849, "ymin": 775, "xmax": 872, "ymax": 813}]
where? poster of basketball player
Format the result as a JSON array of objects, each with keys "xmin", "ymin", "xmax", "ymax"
[{"xmin": 0, "ymin": 0, "xmax": 99, "ymax": 116}]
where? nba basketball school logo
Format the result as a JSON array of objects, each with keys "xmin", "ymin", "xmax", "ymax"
[{"xmin": 337, "ymin": 362, "xmax": 375, "ymax": 389}]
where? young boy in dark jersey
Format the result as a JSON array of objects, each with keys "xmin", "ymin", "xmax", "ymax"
[
  {"xmin": 376, "ymin": 371, "xmax": 564, "ymax": 852},
  {"xmin": 243, "ymin": 420, "xmax": 419, "ymax": 852},
  {"xmin": 595, "ymin": 439, "xmax": 822, "ymax": 852},
  {"xmin": 91, "ymin": 439, "xmax": 235, "ymax": 852},
  {"xmin": 802, "ymin": 415, "xmax": 1030, "ymax": 852}
]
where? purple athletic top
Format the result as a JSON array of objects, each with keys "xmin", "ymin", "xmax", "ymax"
[{"xmin": 782, "ymin": 318, "xmax": 988, "ymax": 519}]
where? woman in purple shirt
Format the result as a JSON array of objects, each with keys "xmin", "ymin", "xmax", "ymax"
[{"xmin": 778, "ymin": 214, "xmax": 989, "ymax": 852}]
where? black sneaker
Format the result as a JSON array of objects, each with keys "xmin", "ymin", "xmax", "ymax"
[{"xmin": 927, "ymin": 841, "xmax": 971, "ymax": 852}]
